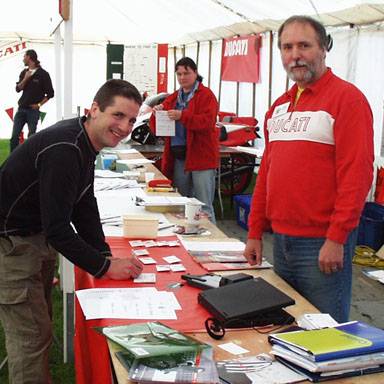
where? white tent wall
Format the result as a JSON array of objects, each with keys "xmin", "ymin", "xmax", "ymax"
[
  {"xmin": 353, "ymin": 28, "xmax": 384, "ymax": 155},
  {"xmin": 167, "ymin": 49, "xmax": 175, "ymax": 93},
  {"xmin": 210, "ymin": 40, "xmax": 223, "ymax": 100}
]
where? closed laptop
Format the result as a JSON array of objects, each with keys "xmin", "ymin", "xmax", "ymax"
[{"xmin": 198, "ymin": 277, "xmax": 295, "ymax": 324}]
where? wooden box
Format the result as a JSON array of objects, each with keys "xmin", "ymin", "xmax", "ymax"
[{"xmin": 122, "ymin": 215, "xmax": 158, "ymax": 239}]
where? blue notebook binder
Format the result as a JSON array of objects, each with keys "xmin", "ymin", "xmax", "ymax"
[
  {"xmin": 275, "ymin": 356, "xmax": 384, "ymax": 382},
  {"xmin": 269, "ymin": 321, "xmax": 384, "ymax": 362}
]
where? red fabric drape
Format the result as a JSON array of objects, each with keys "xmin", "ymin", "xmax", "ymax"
[{"xmin": 74, "ymin": 236, "xmax": 212, "ymax": 384}]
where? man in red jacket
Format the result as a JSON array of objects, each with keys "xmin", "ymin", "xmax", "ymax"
[
  {"xmin": 150, "ymin": 57, "xmax": 219, "ymax": 223},
  {"xmin": 244, "ymin": 16, "xmax": 374, "ymax": 322}
]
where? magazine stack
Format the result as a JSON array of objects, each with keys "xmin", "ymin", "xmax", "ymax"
[
  {"xmin": 269, "ymin": 321, "xmax": 384, "ymax": 382},
  {"xmin": 102, "ymin": 321, "xmax": 219, "ymax": 383}
]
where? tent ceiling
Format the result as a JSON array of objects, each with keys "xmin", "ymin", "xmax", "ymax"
[{"xmin": 1, "ymin": 1, "xmax": 384, "ymax": 45}]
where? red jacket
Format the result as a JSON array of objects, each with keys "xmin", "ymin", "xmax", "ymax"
[
  {"xmin": 248, "ymin": 69, "xmax": 374, "ymax": 244},
  {"xmin": 150, "ymin": 83, "xmax": 219, "ymax": 179}
]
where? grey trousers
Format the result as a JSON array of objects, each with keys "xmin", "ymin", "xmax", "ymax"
[{"xmin": 0, "ymin": 234, "xmax": 57, "ymax": 384}]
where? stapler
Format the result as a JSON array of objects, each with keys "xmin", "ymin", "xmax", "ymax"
[{"xmin": 146, "ymin": 179, "xmax": 176, "ymax": 192}]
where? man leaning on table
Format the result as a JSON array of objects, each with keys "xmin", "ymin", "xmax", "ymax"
[
  {"xmin": 244, "ymin": 16, "xmax": 374, "ymax": 323},
  {"xmin": 0, "ymin": 79, "xmax": 143, "ymax": 383}
]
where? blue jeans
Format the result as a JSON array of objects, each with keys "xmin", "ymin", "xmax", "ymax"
[
  {"xmin": 173, "ymin": 158, "xmax": 216, "ymax": 223},
  {"xmin": 273, "ymin": 229, "xmax": 358, "ymax": 323},
  {"xmin": 10, "ymin": 107, "xmax": 40, "ymax": 152}
]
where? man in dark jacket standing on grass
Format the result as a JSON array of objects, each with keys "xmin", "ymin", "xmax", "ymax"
[{"xmin": 10, "ymin": 49, "xmax": 54, "ymax": 152}]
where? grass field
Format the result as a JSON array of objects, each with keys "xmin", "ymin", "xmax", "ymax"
[
  {"xmin": 0, "ymin": 139, "xmax": 9, "ymax": 166},
  {"xmin": 0, "ymin": 138, "xmax": 254, "ymax": 382}
]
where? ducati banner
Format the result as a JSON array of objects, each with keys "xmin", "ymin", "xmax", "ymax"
[{"xmin": 221, "ymin": 35, "xmax": 261, "ymax": 83}]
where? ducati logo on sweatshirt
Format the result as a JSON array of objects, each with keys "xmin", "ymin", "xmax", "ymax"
[{"xmin": 267, "ymin": 110, "xmax": 335, "ymax": 145}]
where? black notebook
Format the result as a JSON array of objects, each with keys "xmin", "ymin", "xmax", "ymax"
[{"xmin": 198, "ymin": 277, "xmax": 295, "ymax": 325}]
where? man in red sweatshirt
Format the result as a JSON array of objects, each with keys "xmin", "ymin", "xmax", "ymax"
[{"xmin": 244, "ymin": 15, "xmax": 374, "ymax": 322}]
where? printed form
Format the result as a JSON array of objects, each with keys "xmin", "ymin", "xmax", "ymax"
[{"xmin": 155, "ymin": 111, "xmax": 175, "ymax": 136}]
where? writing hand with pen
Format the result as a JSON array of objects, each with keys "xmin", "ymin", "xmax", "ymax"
[{"xmin": 103, "ymin": 255, "xmax": 143, "ymax": 280}]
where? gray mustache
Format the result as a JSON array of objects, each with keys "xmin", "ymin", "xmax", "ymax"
[{"xmin": 288, "ymin": 60, "xmax": 308, "ymax": 69}]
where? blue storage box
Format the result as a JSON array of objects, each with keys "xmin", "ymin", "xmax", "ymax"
[
  {"xmin": 357, "ymin": 202, "xmax": 384, "ymax": 251},
  {"xmin": 233, "ymin": 194, "xmax": 252, "ymax": 231}
]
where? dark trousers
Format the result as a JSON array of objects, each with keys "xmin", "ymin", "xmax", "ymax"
[{"xmin": 10, "ymin": 107, "xmax": 40, "ymax": 152}]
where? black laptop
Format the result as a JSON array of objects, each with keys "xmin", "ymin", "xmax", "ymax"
[{"xmin": 198, "ymin": 277, "xmax": 295, "ymax": 326}]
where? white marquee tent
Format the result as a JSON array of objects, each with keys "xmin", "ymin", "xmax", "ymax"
[{"xmin": 1, "ymin": 0, "xmax": 384, "ymax": 155}]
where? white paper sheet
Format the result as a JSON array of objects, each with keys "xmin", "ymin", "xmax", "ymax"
[
  {"xmin": 155, "ymin": 110, "xmax": 175, "ymax": 136},
  {"xmin": 75, "ymin": 288, "xmax": 180, "ymax": 320},
  {"xmin": 116, "ymin": 158, "xmax": 154, "ymax": 165},
  {"xmin": 94, "ymin": 169, "xmax": 125, "ymax": 178}
]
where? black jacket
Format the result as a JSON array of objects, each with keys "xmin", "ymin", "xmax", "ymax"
[
  {"xmin": 0, "ymin": 117, "xmax": 111, "ymax": 277},
  {"xmin": 16, "ymin": 67, "xmax": 54, "ymax": 107}
]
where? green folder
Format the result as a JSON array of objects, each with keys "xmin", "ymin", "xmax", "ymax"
[
  {"xmin": 102, "ymin": 322, "xmax": 209, "ymax": 369},
  {"xmin": 274, "ymin": 327, "xmax": 372, "ymax": 355}
]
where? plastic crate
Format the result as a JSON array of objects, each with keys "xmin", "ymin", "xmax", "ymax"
[
  {"xmin": 357, "ymin": 202, "xmax": 384, "ymax": 251},
  {"xmin": 233, "ymin": 194, "xmax": 252, "ymax": 231}
]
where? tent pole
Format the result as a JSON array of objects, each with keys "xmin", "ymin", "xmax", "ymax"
[
  {"xmin": 196, "ymin": 41, "xmax": 200, "ymax": 67},
  {"xmin": 62, "ymin": 0, "xmax": 74, "ymax": 365},
  {"xmin": 268, "ymin": 31, "xmax": 273, "ymax": 108},
  {"xmin": 218, "ymin": 39, "xmax": 224, "ymax": 110},
  {"xmin": 54, "ymin": 29, "xmax": 62, "ymax": 121},
  {"xmin": 208, "ymin": 40, "xmax": 212, "ymax": 88},
  {"xmin": 252, "ymin": 82, "xmax": 256, "ymax": 118},
  {"xmin": 173, "ymin": 47, "xmax": 177, "ymax": 92}
]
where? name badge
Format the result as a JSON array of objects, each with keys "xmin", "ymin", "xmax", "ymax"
[{"xmin": 272, "ymin": 102, "xmax": 290, "ymax": 118}]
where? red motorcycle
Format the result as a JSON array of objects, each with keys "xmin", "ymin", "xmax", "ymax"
[{"xmin": 216, "ymin": 113, "xmax": 260, "ymax": 195}]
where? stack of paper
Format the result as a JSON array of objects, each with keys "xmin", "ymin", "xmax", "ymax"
[
  {"xmin": 269, "ymin": 321, "xmax": 384, "ymax": 382},
  {"xmin": 94, "ymin": 178, "xmax": 139, "ymax": 192},
  {"xmin": 103, "ymin": 322, "xmax": 219, "ymax": 383},
  {"xmin": 75, "ymin": 287, "xmax": 180, "ymax": 320},
  {"xmin": 182, "ymin": 241, "xmax": 272, "ymax": 271}
]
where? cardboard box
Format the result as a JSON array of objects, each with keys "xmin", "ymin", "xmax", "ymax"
[{"xmin": 123, "ymin": 215, "xmax": 159, "ymax": 239}]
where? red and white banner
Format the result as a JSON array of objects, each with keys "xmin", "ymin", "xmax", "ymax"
[
  {"xmin": 157, "ymin": 44, "xmax": 168, "ymax": 93},
  {"xmin": 0, "ymin": 41, "xmax": 27, "ymax": 61},
  {"xmin": 221, "ymin": 35, "xmax": 261, "ymax": 83}
]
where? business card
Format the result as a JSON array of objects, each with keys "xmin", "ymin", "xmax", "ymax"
[
  {"xmin": 138, "ymin": 257, "xmax": 157, "ymax": 265},
  {"xmin": 170, "ymin": 264, "xmax": 186, "ymax": 272},
  {"xmin": 134, "ymin": 273, "xmax": 156, "ymax": 283},
  {"xmin": 163, "ymin": 255, "xmax": 181, "ymax": 264},
  {"xmin": 156, "ymin": 265, "xmax": 171, "ymax": 272},
  {"xmin": 133, "ymin": 249, "xmax": 150, "ymax": 256}
]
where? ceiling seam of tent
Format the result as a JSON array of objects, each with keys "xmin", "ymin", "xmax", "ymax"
[
  {"xmin": 323, "ymin": 13, "xmax": 353, "ymax": 25},
  {"xmin": 104, "ymin": 0, "xmax": 140, "ymax": 26},
  {"xmin": 368, "ymin": 4, "xmax": 384, "ymax": 17},
  {"xmin": 208, "ymin": 0, "xmax": 266, "ymax": 29},
  {"xmin": 307, "ymin": 0, "xmax": 321, "ymax": 18}
]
